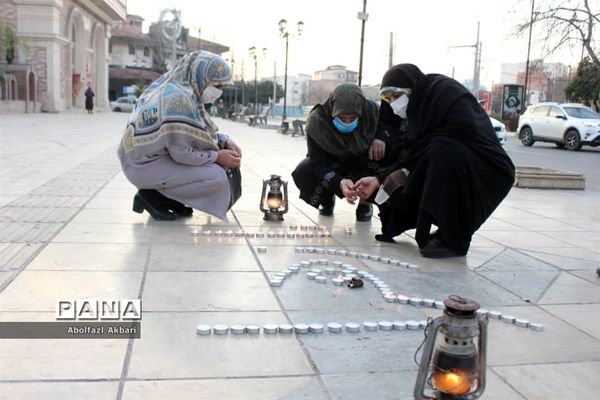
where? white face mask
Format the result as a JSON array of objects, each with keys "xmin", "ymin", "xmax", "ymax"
[
  {"xmin": 390, "ymin": 94, "xmax": 409, "ymax": 119},
  {"xmin": 200, "ymin": 86, "xmax": 223, "ymax": 104}
]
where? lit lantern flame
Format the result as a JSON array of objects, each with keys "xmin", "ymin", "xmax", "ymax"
[
  {"xmin": 266, "ymin": 193, "xmax": 283, "ymax": 209},
  {"xmin": 432, "ymin": 368, "xmax": 474, "ymax": 395}
]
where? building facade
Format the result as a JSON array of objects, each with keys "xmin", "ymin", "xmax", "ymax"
[
  {"xmin": 314, "ymin": 65, "xmax": 358, "ymax": 83},
  {"xmin": 1, "ymin": 0, "xmax": 126, "ymax": 112},
  {"xmin": 106, "ymin": 15, "xmax": 229, "ymax": 100}
]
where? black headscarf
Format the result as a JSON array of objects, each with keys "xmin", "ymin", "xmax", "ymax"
[
  {"xmin": 381, "ymin": 63, "xmax": 468, "ymax": 141},
  {"xmin": 306, "ymin": 83, "xmax": 378, "ymax": 158}
]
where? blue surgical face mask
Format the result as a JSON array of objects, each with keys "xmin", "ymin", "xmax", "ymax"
[{"xmin": 332, "ymin": 117, "xmax": 358, "ymax": 134}]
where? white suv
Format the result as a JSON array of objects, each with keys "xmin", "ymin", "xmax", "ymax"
[{"xmin": 517, "ymin": 103, "xmax": 600, "ymax": 151}]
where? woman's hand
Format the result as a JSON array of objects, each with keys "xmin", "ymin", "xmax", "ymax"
[
  {"xmin": 340, "ymin": 179, "xmax": 358, "ymax": 204},
  {"xmin": 216, "ymin": 149, "xmax": 241, "ymax": 168},
  {"xmin": 225, "ymin": 140, "xmax": 242, "ymax": 158},
  {"xmin": 368, "ymin": 139, "xmax": 386, "ymax": 161},
  {"xmin": 354, "ymin": 176, "xmax": 380, "ymax": 199}
]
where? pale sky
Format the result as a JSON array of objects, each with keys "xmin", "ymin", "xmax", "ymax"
[{"xmin": 125, "ymin": 0, "xmax": 591, "ymax": 88}]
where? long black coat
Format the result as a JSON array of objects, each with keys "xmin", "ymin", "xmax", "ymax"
[{"xmin": 377, "ymin": 64, "xmax": 514, "ymax": 254}]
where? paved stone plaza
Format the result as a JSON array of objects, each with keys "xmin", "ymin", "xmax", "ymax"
[{"xmin": 0, "ymin": 112, "xmax": 599, "ymax": 399}]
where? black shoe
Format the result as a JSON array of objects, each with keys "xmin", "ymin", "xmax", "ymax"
[
  {"xmin": 140, "ymin": 189, "xmax": 193, "ymax": 217},
  {"xmin": 132, "ymin": 192, "xmax": 177, "ymax": 220},
  {"xmin": 165, "ymin": 199, "xmax": 193, "ymax": 216},
  {"xmin": 419, "ymin": 238, "xmax": 464, "ymax": 259},
  {"xmin": 319, "ymin": 204, "xmax": 334, "ymax": 216},
  {"xmin": 356, "ymin": 203, "xmax": 373, "ymax": 222},
  {"xmin": 375, "ymin": 234, "xmax": 396, "ymax": 243}
]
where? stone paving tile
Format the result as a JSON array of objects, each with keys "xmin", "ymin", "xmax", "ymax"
[
  {"xmin": 0, "ymin": 382, "xmax": 119, "ymax": 400},
  {"xmin": 0, "ymin": 242, "xmax": 44, "ymax": 271},
  {"xmin": 569, "ymin": 269, "xmax": 600, "ymax": 285},
  {"xmin": 122, "ymin": 377, "xmax": 327, "ymax": 400},
  {"xmin": 142, "ymin": 271, "xmax": 279, "ymax": 312},
  {"xmin": 521, "ymin": 248, "xmax": 600, "ymax": 270},
  {"xmin": 493, "ymin": 361, "xmax": 600, "ymax": 400},
  {"xmin": 151, "ymin": 224, "xmax": 248, "ymax": 246},
  {"xmin": 0, "ymin": 271, "xmax": 14, "ymax": 288},
  {"xmin": 69, "ymin": 209, "xmax": 152, "ymax": 225},
  {"xmin": 287, "ymin": 309, "xmax": 427, "ymax": 374},
  {"xmin": 0, "ymin": 271, "xmax": 143, "ymax": 311},
  {"xmin": 322, "ymin": 369, "xmax": 526, "ymax": 400},
  {"xmin": 476, "ymin": 230, "xmax": 572, "ymax": 250},
  {"xmin": 483, "ymin": 306, "xmax": 600, "ymax": 366},
  {"xmin": 539, "ymin": 230, "xmax": 600, "ymax": 252},
  {"xmin": 478, "ymin": 217, "xmax": 523, "ymax": 231},
  {"xmin": 127, "ymin": 312, "xmax": 313, "ymax": 379},
  {"xmin": 476, "ymin": 248, "xmax": 558, "ymax": 271},
  {"xmin": 323, "ymin": 371, "xmax": 418, "ymax": 400},
  {"xmin": 86, "ymin": 195, "xmax": 132, "ymax": 211},
  {"xmin": 538, "ymin": 272, "xmax": 600, "ymax": 304},
  {"xmin": 508, "ymin": 217, "xmax": 588, "ymax": 231},
  {"xmin": 148, "ymin": 244, "xmax": 259, "ymax": 271},
  {"xmin": 273, "ymin": 271, "xmax": 406, "ymax": 312},
  {"xmin": 26, "ymin": 243, "xmax": 149, "ymax": 271},
  {"xmin": 484, "ymin": 369, "xmax": 528, "ymax": 400},
  {"xmin": 377, "ymin": 271, "xmax": 527, "ymax": 307},
  {"xmin": 542, "ymin": 303, "xmax": 600, "ymax": 340},
  {"xmin": 478, "ymin": 270, "xmax": 560, "ymax": 304},
  {"xmin": 0, "ymin": 312, "xmax": 128, "ymax": 380},
  {"xmin": 52, "ymin": 222, "xmax": 153, "ymax": 244}
]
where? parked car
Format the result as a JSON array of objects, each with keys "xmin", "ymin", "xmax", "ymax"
[
  {"xmin": 489, "ymin": 117, "xmax": 507, "ymax": 145},
  {"xmin": 517, "ymin": 102, "xmax": 600, "ymax": 151},
  {"xmin": 110, "ymin": 96, "xmax": 138, "ymax": 112}
]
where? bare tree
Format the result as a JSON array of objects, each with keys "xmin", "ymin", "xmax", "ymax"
[{"xmin": 515, "ymin": 0, "xmax": 599, "ymax": 69}]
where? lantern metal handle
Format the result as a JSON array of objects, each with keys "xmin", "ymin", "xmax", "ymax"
[
  {"xmin": 414, "ymin": 317, "xmax": 445, "ymax": 400},
  {"xmin": 259, "ymin": 179, "xmax": 269, "ymax": 213}
]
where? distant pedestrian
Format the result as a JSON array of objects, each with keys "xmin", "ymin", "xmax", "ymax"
[{"xmin": 84, "ymin": 83, "xmax": 95, "ymax": 114}]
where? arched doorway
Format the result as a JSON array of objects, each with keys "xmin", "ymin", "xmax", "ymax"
[{"xmin": 67, "ymin": 8, "xmax": 86, "ymax": 109}]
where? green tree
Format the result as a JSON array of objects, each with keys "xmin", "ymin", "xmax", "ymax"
[
  {"xmin": 565, "ymin": 57, "xmax": 600, "ymax": 110},
  {"xmin": 0, "ymin": 19, "xmax": 16, "ymax": 64},
  {"xmin": 232, "ymin": 80, "xmax": 283, "ymax": 106}
]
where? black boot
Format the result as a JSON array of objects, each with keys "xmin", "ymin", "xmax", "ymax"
[
  {"xmin": 318, "ymin": 196, "xmax": 335, "ymax": 216},
  {"xmin": 133, "ymin": 190, "xmax": 177, "ymax": 220},
  {"xmin": 355, "ymin": 202, "xmax": 373, "ymax": 222},
  {"xmin": 142, "ymin": 189, "xmax": 193, "ymax": 216},
  {"xmin": 419, "ymin": 237, "xmax": 465, "ymax": 259}
]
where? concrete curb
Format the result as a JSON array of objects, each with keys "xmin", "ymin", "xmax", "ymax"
[{"xmin": 515, "ymin": 166, "xmax": 585, "ymax": 190}]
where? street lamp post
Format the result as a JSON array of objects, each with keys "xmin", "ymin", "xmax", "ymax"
[
  {"xmin": 523, "ymin": 0, "xmax": 536, "ymax": 108},
  {"xmin": 278, "ymin": 19, "xmax": 303, "ymax": 130},
  {"xmin": 249, "ymin": 47, "xmax": 267, "ymax": 115},
  {"xmin": 357, "ymin": 0, "xmax": 368, "ymax": 86}
]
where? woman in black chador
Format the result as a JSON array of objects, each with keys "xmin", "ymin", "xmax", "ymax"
[
  {"xmin": 292, "ymin": 83, "xmax": 387, "ymax": 221},
  {"xmin": 354, "ymin": 64, "xmax": 515, "ymax": 258}
]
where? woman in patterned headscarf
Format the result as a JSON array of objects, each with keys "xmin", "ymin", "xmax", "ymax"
[
  {"xmin": 291, "ymin": 83, "xmax": 388, "ymax": 221},
  {"xmin": 117, "ymin": 50, "xmax": 242, "ymax": 221}
]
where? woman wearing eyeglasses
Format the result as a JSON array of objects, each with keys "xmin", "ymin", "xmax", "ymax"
[{"xmin": 352, "ymin": 64, "xmax": 515, "ymax": 258}]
